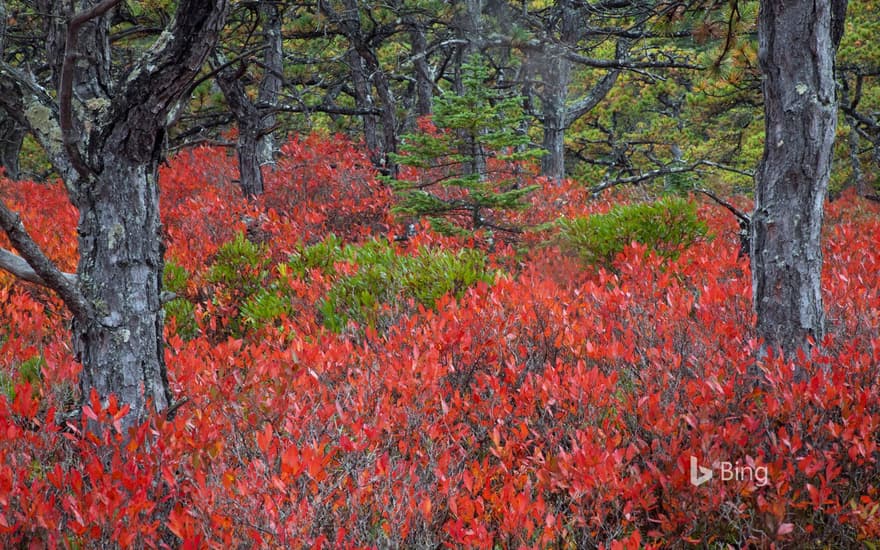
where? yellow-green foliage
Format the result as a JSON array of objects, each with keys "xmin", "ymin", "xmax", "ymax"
[
  {"xmin": 558, "ymin": 197, "xmax": 709, "ymax": 268},
  {"xmin": 0, "ymin": 354, "xmax": 43, "ymax": 400},
  {"xmin": 289, "ymin": 235, "xmax": 495, "ymax": 332},
  {"xmin": 163, "ymin": 260, "xmax": 199, "ymax": 340}
]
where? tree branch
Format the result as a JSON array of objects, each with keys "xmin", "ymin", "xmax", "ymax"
[
  {"xmin": 60, "ymin": 0, "xmax": 122, "ymax": 179},
  {"xmin": 102, "ymin": 0, "xmax": 229, "ymax": 165},
  {"xmin": 0, "ymin": 62, "xmax": 79, "ymax": 188},
  {"xmin": 0, "ymin": 200, "xmax": 89, "ymax": 318},
  {"xmin": 564, "ymin": 69, "xmax": 620, "ymax": 127},
  {"xmin": 694, "ymin": 187, "xmax": 751, "ymax": 225},
  {"xmin": 590, "ymin": 160, "xmax": 754, "ymax": 195},
  {"xmin": 0, "ymin": 248, "xmax": 76, "ymax": 286},
  {"xmin": 563, "ymin": 40, "xmax": 629, "ymax": 127}
]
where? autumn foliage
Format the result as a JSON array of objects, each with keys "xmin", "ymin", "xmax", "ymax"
[{"xmin": 1, "ymin": 136, "xmax": 879, "ymax": 548}]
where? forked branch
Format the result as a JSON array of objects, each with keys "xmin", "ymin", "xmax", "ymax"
[{"xmin": 59, "ymin": 0, "xmax": 122, "ymax": 179}]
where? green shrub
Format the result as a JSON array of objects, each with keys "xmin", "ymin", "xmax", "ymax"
[
  {"xmin": 207, "ymin": 232, "xmax": 271, "ymax": 294},
  {"xmin": 558, "ymin": 197, "xmax": 709, "ymax": 268},
  {"xmin": 205, "ymin": 233, "xmax": 276, "ymax": 337},
  {"xmin": 163, "ymin": 260, "xmax": 198, "ymax": 340},
  {"xmin": 163, "ymin": 260, "xmax": 190, "ymax": 294},
  {"xmin": 0, "ymin": 354, "xmax": 43, "ymax": 400},
  {"xmin": 241, "ymin": 289, "xmax": 292, "ymax": 329},
  {"xmin": 404, "ymin": 247, "xmax": 491, "ymax": 307},
  {"xmin": 164, "ymin": 297, "xmax": 199, "ymax": 340},
  {"xmin": 288, "ymin": 234, "xmax": 345, "ymax": 277},
  {"xmin": 295, "ymin": 236, "xmax": 495, "ymax": 332}
]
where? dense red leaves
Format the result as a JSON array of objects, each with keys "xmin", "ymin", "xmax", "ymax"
[{"xmin": 0, "ymin": 142, "xmax": 879, "ymax": 547}]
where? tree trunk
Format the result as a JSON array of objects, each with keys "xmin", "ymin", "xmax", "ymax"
[
  {"xmin": 212, "ymin": 0, "xmax": 282, "ymax": 198},
  {"xmin": 213, "ymin": 53, "xmax": 267, "ymax": 198},
  {"xmin": 358, "ymin": 45, "xmax": 398, "ymax": 175},
  {"xmin": 333, "ymin": 0, "xmax": 397, "ymax": 173},
  {"xmin": 540, "ymin": 51, "xmax": 571, "ymax": 183},
  {"xmin": 256, "ymin": 0, "xmax": 283, "ymax": 168},
  {"xmin": 73, "ymin": 159, "xmax": 170, "ymax": 416},
  {"xmin": 237, "ymin": 118, "xmax": 265, "ymax": 198},
  {"xmin": 408, "ymin": 24, "xmax": 433, "ymax": 118},
  {"xmin": 0, "ymin": 4, "xmax": 24, "ymax": 181},
  {"xmin": 751, "ymin": 0, "xmax": 846, "ymax": 359},
  {"xmin": 347, "ymin": 48, "xmax": 380, "ymax": 161},
  {"xmin": 0, "ymin": 0, "xmax": 229, "ymax": 433},
  {"xmin": 0, "ymin": 114, "xmax": 24, "ymax": 180}
]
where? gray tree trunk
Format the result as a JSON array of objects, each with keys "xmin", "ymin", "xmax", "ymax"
[
  {"xmin": 0, "ymin": 114, "xmax": 24, "ymax": 180},
  {"xmin": 256, "ymin": 0, "xmax": 283, "ymax": 168},
  {"xmin": 212, "ymin": 0, "xmax": 282, "ymax": 198},
  {"xmin": 0, "ymin": 0, "xmax": 229, "ymax": 432},
  {"xmin": 408, "ymin": 23, "xmax": 433, "ymax": 118},
  {"xmin": 320, "ymin": 0, "xmax": 398, "ymax": 173},
  {"xmin": 0, "ymin": 5, "xmax": 24, "ymax": 181},
  {"xmin": 347, "ymin": 47, "xmax": 380, "ymax": 159},
  {"xmin": 751, "ymin": 0, "xmax": 846, "ymax": 359},
  {"xmin": 73, "ymin": 158, "xmax": 171, "ymax": 416},
  {"xmin": 540, "ymin": 51, "xmax": 571, "ymax": 183},
  {"xmin": 213, "ymin": 55, "xmax": 266, "ymax": 198},
  {"xmin": 74, "ymin": 0, "xmax": 228, "ymax": 428},
  {"xmin": 539, "ymin": 52, "xmax": 620, "ymax": 184}
]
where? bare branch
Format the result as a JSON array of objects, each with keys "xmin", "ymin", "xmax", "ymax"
[
  {"xmin": 694, "ymin": 187, "xmax": 751, "ymax": 225},
  {"xmin": 591, "ymin": 164, "xmax": 697, "ymax": 194},
  {"xmin": 0, "ymin": 200, "xmax": 89, "ymax": 318},
  {"xmin": 563, "ymin": 40, "xmax": 630, "ymax": 128},
  {"xmin": 59, "ymin": 0, "xmax": 122, "ymax": 179},
  {"xmin": 591, "ymin": 160, "xmax": 754, "ymax": 195},
  {"xmin": 0, "ymin": 248, "xmax": 76, "ymax": 286},
  {"xmin": 563, "ymin": 50, "xmax": 702, "ymax": 71},
  {"xmin": 188, "ymin": 44, "xmax": 269, "ymax": 99}
]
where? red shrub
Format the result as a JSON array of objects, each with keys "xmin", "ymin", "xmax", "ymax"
[{"xmin": 0, "ymin": 142, "xmax": 879, "ymax": 547}]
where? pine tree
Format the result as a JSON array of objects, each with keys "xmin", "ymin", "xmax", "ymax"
[{"xmin": 387, "ymin": 59, "xmax": 543, "ymax": 238}]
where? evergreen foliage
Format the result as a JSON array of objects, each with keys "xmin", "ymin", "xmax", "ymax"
[
  {"xmin": 387, "ymin": 59, "xmax": 544, "ymax": 237},
  {"xmin": 289, "ymin": 235, "xmax": 495, "ymax": 332},
  {"xmin": 558, "ymin": 197, "xmax": 709, "ymax": 268},
  {"xmin": 163, "ymin": 260, "xmax": 199, "ymax": 341}
]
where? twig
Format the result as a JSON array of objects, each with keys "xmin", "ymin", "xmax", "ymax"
[
  {"xmin": 165, "ymin": 397, "xmax": 189, "ymax": 420},
  {"xmin": 694, "ymin": 187, "xmax": 751, "ymax": 225},
  {"xmin": 591, "ymin": 160, "xmax": 754, "ymax": 196}
]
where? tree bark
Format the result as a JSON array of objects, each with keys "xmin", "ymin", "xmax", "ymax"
[
  {"xmin": 751, "ymin": 0, "xmax": 846, "ymax": 359},
  {"xmin": 539, "ymin": 51, "xmax": 620, "ymax": 183},
  {"xmin": 212, "ymin": 0, "xmax": 283, "ymax": 198},
  {"xmin": 0, "ymin": 114, "xmax": 24, "ymax": 180},
  {"xmin": 213, "ymin": 53, "xmax": 267, "ymax": 198},
  {"xmin": 73, "ymin": 158, "xmax": 171, "ymax": 417},
  {"xmin": 0, "ymin": 0, "xmax": 229, "ymax": 432},
  {"xmin": 540, "ymin": 50, "xmax": 571, "ymax": 183},
  {"xmin": 346, "ymin": 47, "xmax": 380, "ymax": 159},
  {"xmin": 408, "ymin": 23, "xmax": 433, "ymax": 118},
  {"xmin": 256, "ymin": 0, "xmax": 283, "ymax": 168}
]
